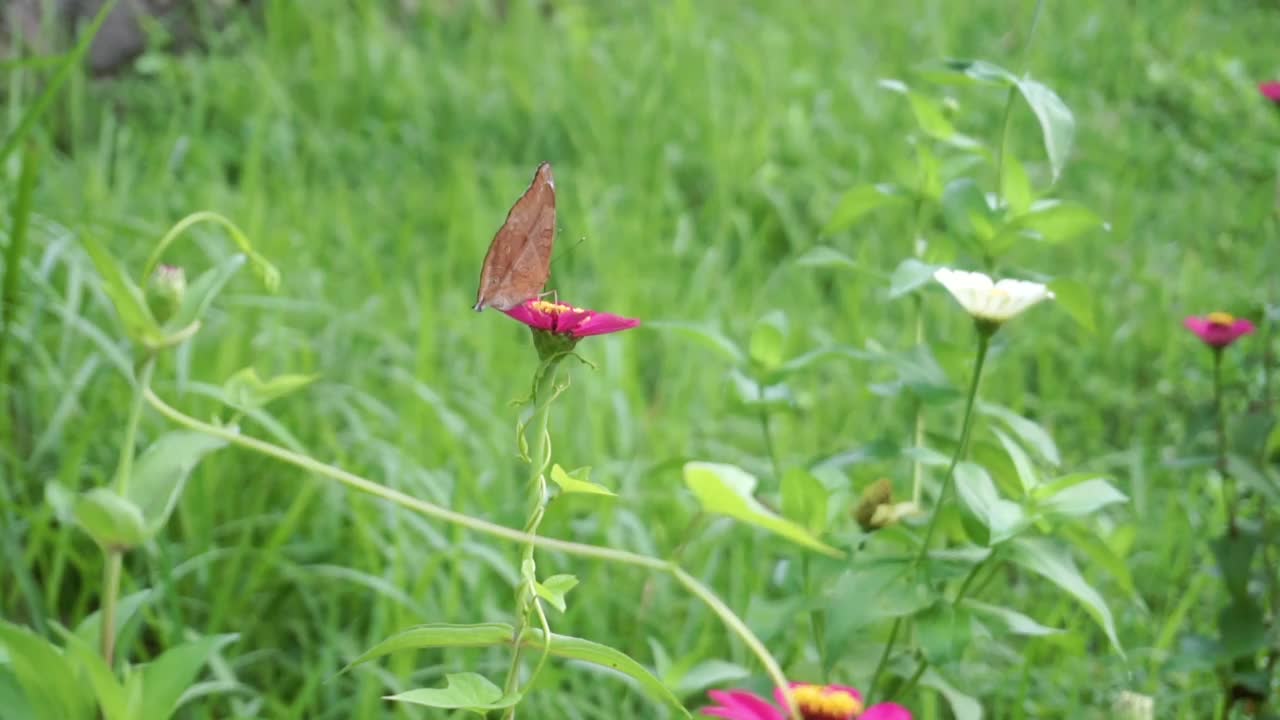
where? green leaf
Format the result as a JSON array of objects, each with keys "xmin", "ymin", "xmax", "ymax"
[
  {"xmin": 1037, "ymin": 477, "xmax": 1127, "ymax": 518},
  {"xmin": 917, "ymin": 601, "xmax": 971, "ymax": 665},
  {"xmin": 534, "ymin": 574, "xmax": 579, "ymax": 613},
  {"xmin": 963, "ymin": 599, "xmax": 1061, "ymax": 637},
  {"xmin": 221, "ymin": 368, "xmax": 318, "ymax": 412},
  {"xmin": 748, "ymin": 311, "xmax": 788, "ymax": 371},
  {"xmin": 919, "ymin": 668, "xmax": 982, "ymax": 720},
  {"xmin": 1014, "ymin": 77, "xmax": 1075, "ymax": 182},
  {"xmin": 1009, "ymin": 537, "xmax": 1122, "ymax": 653},
  {"xmin": 342, "ymin": 623, "xmax": 514, "ymax": 672},
  {"xmin": 1010, "ymin": 201, "xmax": 1104, "ymax": 244},
  {"xmin": 385, "ymin": 673, "xmax": 520, "ymax": 713},
  {"xmin": 977, "ymin": 403, "xmax": 1060, "ymax": 466},
  {"xmin": 794, "ymin": 246, "xmax": 857, "ymax": 270},
  {"xmin": 1218, "ymin": 598, "xmax": 1269, "ymax": 660},
  {"xmin": 82, "ymin": 234, "xmax": 162, "ymax": 347},
  {"xmin": 165, "ymin": 255, "xmax": 244, "ymax": 333},
  {"xmin": 0, "ymin": 666, "xmax": 37, "ymax": 720},
  {"xmin": 780, "ymin": 468, "xmax": 828, "ymax": 535},
  {"xmin": 683, "ymin": 462, "xmax": 841, "ymax": 557},
  {"xmin": 548, "ymin": 465, "xmax": 616, "ymax": 497},
  {"xmin": 0, "ymin": 621, "xmax": 94, "ymax": 720},
  {"xmin": 1047, "ymin": 278, "xmax": 1096, "ymax": 334},
  {"xmin": 523, "ymin": 631, "xmax": 691, "ymax": 718},
  {"xmin": 128, "ymin": 431, "xmax": 228, "ymax": 535},
  {"xmin": 824, "ymin": 184, "xmax": 907, "ymax": 233},
  {"xmin": 138, "ymin": 634, "xmax": 237, "ymax": 720},
  {"xmin": 1211, "ymin": 532, "xmax": 1259, "ymax": 602},
  {"xmin": 907, "ymin": 93, "xmax": 959, "ymax": 141},
  {"xmin": 1000, "ymin": 151, "xmax": 1033, "ymax": 215},
  {"xmin": 991, "ymin": 427, "xmax": 1040, "ymax": 495},
  {"xmin": 954, "ymin": 462, "xmax": 1026, "ymax": 545},
  {"xmin": 941, "ymin": 178, "xmax": 995, "ymax": 245},
  {"xmin": 1061, "ymin": 525, "xmax": 1139, "ymax": 603},
  {"xmin": 72, "ymin": 489, "xmax": 148, "ymax": 551},
  {"xmin": 942, "ymin": 58, "xmax": 1017, "ymax": 85},
  {"xmin": 888, "ymin": 259, "xmax": 938, "ymax": 299},
  {"xmin": 824, "ymin": 560, "xmax": 934, "ymax": 648},
  {"xmin": 61, "ymin": 634, "xmax": 130, "ymax": 720}
]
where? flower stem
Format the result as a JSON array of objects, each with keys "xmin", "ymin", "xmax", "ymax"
[
  {"xmin": 502, "ymin": 359, "xmax": 562, "ymax": 716},
  {"xmin": 102, "ymin": 356, "xmax": 154, "ymax": 666},
  {"xmin": 913, "ymin": 329, "xmax": 990, "ymax": 568},
  {"xmin": 143, "ymin": 387, "xmax": 796, "ymax": 714},
  {"xmin": 1212, "ymin": 347, "xmax": 1236, "ymax": 535}
]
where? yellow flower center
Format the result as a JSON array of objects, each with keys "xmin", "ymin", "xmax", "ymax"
[
  {"xmin": 1207, "ymin": 311, "xmax": 1235, "ymax": 326},
  {"xmin": 531, "ymin": 300, "xmax": 584, "ymax": 315},
  {"xmin": 791, "ymin": 684, "xmax": 863, "ymax": 720}
]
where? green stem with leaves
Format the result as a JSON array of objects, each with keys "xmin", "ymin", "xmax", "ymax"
[
  {"xmin": 502, "ymin": 358, "xmax": 562, "ymax": 717},
  {"xmin": 102, "ymin": 356, "xmax": 155, "ymax": 666},
  {"xmin": 914, "ymin": 329, "xmax": 990, "ymax": 566},
  {"xmin": 143, "ymin": 386, "xmax": 800, "ymax": 719}
]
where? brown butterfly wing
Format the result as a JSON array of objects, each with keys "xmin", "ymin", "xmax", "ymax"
[{"xmin": 474, "ymin": 162, "xmax": 556, "ymax": 311}]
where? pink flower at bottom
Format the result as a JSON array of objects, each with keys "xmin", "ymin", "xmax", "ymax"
[
  {"xmin": 1183, "ymin": 312, "xmax": 1255, "ymax": 349},
  {"xmin": 702, "ymin": 682, "xmax": 911, "ymax": 720},
  {"xmin": 1260, "ymin": 81, "xmax": 1280, "ymax": 103},
  {"xmin": 503, "ymin": 299, "xmax": 640, "ymax": 338}
]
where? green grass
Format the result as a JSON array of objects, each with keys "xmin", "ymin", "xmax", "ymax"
[{"xmin": 4, "ymin": 0, "xmax": 1280, "ymax": 717}]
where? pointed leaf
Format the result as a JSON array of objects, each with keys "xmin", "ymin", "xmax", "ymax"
[
  {"xmin": 888, "ymin": 259, "xmax": 938, "ymax": 299},
  {"xmin": 977, "ymin": 403, "xmax": 1060, "ymax": 466},
  {"xmin": 81, "ymin": 234, "xmax": 161, "ymax": 346},
  {"xmin": 954, "ymin": 462, "xmax": 1026, "ymax": 544},
  {"xmin": 342, "ymin": 623, "xmax": 514, "ymax": 672},
  {"xmin": 221, "ymin": 368, "xmax": 318, "ymax": 412},
  {"xmin": 794, "ymin": 246, "xmax": 857, "ymax": 270},
  {"xmin": 683, "ymin": 462, "xmax": 840, "ymax": 556},
  {"xmin": 524, "ymin": 631, "xmax": 691, "ymax": 717},
  {"xmin": 128, "ymin": 431, "xmax": 228, "ymax": 534},
  {"xmin": 535, "ymin": 574, "xmax": 579, "ymax": 613},
  {"xmin": 1047, "ymin": 278, "xmax": 1096, "ymax": 334},
  {"xmin": 0, "ymin": 621, "xmax": 94, "ymax": 720},
  {"xmin": 61, "ymin": 634, "xmax": 130, "ymax": 720},
  {"xmin": 139, "ymin": 634, "xmax": 237, "ymax": 720},
  {"xmin": 385, "ymin": 673, "xmax": 519, "ymax": 712},
  {"xmin": 548, "ymin": 465, "xmax": 616, "ymax": 497},
  {"xmin": 1014, "ymin": 77, "xmax": 1075, "ymax": 181},
  {"xmin": 1011, "ymin": 201, "xmax": 1104, "ymax": 244},
  {"xmin": 963, "ymin": 599, "xmax": 1061, "ymax": 637},
  {"xmin": 1038, "ymin": 478, "xmax": 1127, "ymax": 518},
  {"xmin": 917, "ymin": 601, "xmax": 971, "ymax": 665},
  {"xmin": 824, "ymin": 184, "xmax": 907, "ymax": 233},
  {"xmin": 991, "ymin": 427, "xmax": 1040, "ymax": 495},
  {"xmin": 1009, "ymin": 537, "xmax": 1122, "ymax": 653},
  {"xmin": 748, "ymin": 311, "xmax": 788, "ymax": 371},
  {"xmin": 919, "ymin": 668, "xmax": 983, "ymax": 720}
]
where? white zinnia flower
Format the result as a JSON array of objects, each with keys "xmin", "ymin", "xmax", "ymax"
[{"xmin": 933, "ymin": 268, "xmax": 1053, "ymax": 323}]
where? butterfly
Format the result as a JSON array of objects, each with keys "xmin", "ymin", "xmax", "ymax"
[{"xmin": 473, "ymin": 162, "xmax": 556, "ymax": 312}]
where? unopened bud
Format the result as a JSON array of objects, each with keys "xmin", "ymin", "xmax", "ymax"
[{"xmin": 148, "ymin": 264, "xmax": 186, "ymax": 323}]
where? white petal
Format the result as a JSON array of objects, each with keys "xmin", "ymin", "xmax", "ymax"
[{"xmin": 933, "ymin": 267, "xmax": 1052, "ymax": 322}]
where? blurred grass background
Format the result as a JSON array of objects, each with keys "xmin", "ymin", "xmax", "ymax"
[{"xmin": 4, "ymin": 0, "xmax": 1280, "ymax": 717}]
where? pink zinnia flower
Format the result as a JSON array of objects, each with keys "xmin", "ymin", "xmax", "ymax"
[
  {"xmin": 503, "ymin": 299, "xmax": 639, "ymax": 338},
  {"xmin": 703, "ymin": 682, "xmax": 911, "ymax": 720},
  {"xmin": 1260, "ymin": 81, "xmax": 1280, "ymax": 103},
  {"xmin": 1184, "ymin": 312, "xmax": 1255, "ymax": 349}
]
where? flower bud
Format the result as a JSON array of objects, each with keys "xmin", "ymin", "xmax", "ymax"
[{"xmin": 147, "ymin": 264, "xmax": 186, "ymax": 324}]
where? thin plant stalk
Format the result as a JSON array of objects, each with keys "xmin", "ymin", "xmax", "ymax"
[
  {"xmin": 913, "ymin": 329, "xmax": 991, "ymax": 566},
  {"xmin": 870, "ymin": 327, "xmax": 990, "ymax": 702},
  {"xmin": 102, "ymin": 356, "xmax": 155, "ymax": 666},
  {"xmin": 1212, "ymin": 348, "xmax": 1237, "ymax": 534},
  {"xmin": 143, "ymin": 387, "xmax": 800, "ymax": 719},
  {"xmin": 502, "ymin": 357, "xmax": 562, "ymax": 717}
]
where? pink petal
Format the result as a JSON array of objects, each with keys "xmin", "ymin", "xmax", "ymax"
[
  {"xmin": 503, "ymin": 301, "xmax": 556, "ymax": 331},
  {"xmin": 1183, "ymin": 315, "xmax": 1255, "ymax": 348},
  {"xmin": 570, "ymin": 310, "xmax": 641, "ymax": 337},
  {"xmin": 861, "ymin": 702, "xmax": 914, "ymax": 720},
  {"xmin": 704, "ymin": 690, "xmax": 785, "ymax": 720},
  {"xmin": 1261, "ymin": 81, "xmax": 1280, "ymax": 102}
]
